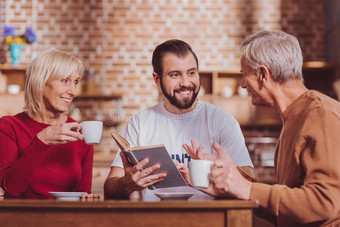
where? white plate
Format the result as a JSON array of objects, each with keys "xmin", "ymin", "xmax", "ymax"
[
  {"xmin": 154, "ymin": 192, "xmax": 194, "ymax": 201},
  {"xmin": 49, "ymin": 192, "xmax": 85, "ymax": 201}
]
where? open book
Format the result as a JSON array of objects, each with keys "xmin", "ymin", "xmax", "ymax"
[{"xmin": 110, "ymin": 131, "xmax": 188, "ymax": 190}]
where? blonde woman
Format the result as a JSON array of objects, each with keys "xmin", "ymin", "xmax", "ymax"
[{"xmin": 0, "ymin": 50, "xmax": 97, "ymax": 199}]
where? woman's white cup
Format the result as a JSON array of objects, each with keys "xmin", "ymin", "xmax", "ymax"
[
  {"xmin": 189, "ymin": 159, "xmax": 214, "ymax": 189},
  {"xmin": 80, "ymin": 121, "xmax": 103, "ymax": 144}
]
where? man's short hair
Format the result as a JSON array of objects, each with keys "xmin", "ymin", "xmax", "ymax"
[
  {"xmin": 241, "ymin": 30, "xmax": 303, "ymax": 83},
  {"xmin": 152, "ymin": 39, "xmax": 199, "ymax": 77}
]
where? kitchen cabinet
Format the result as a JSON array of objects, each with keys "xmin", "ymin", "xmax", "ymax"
[
  {"xmin": 199, "ymin": 61, "xmax": 339, "ymax": 127},
  {"xmin": 200, "ymin": 71, "xmax": 243, "ymax": 97},
  {"xmin": 0, "ymin": 64, "xmax": 27, "ymax": 94},
  {"xmin": 199, "ymin": 70, "xmax": 282, "ymax": 126},
  {"xmin": 200, "ymin": 61, "xmax": 338, "ymax": 99},
  {"xmin": 0, "ymin": 64, "xmax": 27, "ymax": 117}
]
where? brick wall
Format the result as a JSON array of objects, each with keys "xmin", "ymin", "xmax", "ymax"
[
  {"xmin": 1, "ymin": 0, "xmax": 325, "ymax": 155},
  {"xmin": 281, "ymin": 0, "xmax": 325, "ymax": 61},
  {"xmin": 325, "ymin": 0, "xmax": 340, "ymax": 71}
]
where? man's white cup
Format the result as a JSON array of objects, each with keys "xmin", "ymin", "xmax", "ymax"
[
  {"xmin": 80, "ymin": 121, "xmax": 103, "ymax": 144},
  {"xmin": 189, "ymin": 159, "xmax": 214, "ymax": 189}
]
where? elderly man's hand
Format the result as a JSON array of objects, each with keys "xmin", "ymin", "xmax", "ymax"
[{"xmin": 208, "ymin": 142, "xmax": 252, "ymax": 200}]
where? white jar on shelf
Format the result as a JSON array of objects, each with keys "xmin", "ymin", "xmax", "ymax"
[
  {"xmin": 222, "ymin": 85, "xmax": 233, "ymax": 98},
  {"xmin": 7, "ymin": 84, "xmax": 20, "ymax": 94},
  {"xmin": 238, "ymin": 86, "xmax": 248, "ymax": 97},
  {"xmin": 70, "ymin": 108, "xmax": 82, "ymax": 122}
]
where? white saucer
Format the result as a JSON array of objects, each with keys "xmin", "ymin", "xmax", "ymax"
[
  {"xmin": 49, "ymin": 192, "xmax": 85, "ymax": 201},
  {"xmin": 154, "ymin": 192, "xmax": 194, "ymax": 201}
]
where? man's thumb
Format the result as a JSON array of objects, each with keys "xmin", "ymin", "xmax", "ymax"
[{"xmin": 213, "ymin": 142, "xmax": 229, "ymax": 160}]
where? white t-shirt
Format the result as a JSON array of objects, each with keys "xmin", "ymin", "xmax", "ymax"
[{"xmin": 111, "ymin": 100, "xmax": 253, "ymax": 200}]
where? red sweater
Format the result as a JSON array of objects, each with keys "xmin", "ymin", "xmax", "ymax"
[{"xmin": 0, "ymin": 112, "xmax": 93, "ymax": 199}]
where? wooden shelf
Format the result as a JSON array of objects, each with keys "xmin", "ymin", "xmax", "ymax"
[
  {"xmin": 199, "ymin": 71, "xmax": 243, "ymax": 96},
  {"xmin": 200, "ymin": 64, "xmax": 339, "ymax": 98},
  {"xmin": 0, "ymin": 64, "xmax": 28, "ymax": 95},
  {"xmin": 302, "ymin": 61, "xmax": 338, "ymax": 99},
  {"xmin": 0, "ymin": 91, "xmax": 25, "ymax": 97},
  {"xmin": 200, "ymin": 70, "xmax": 241, "ymax": 75},
  {"xmin": 72, "ymin": 93, "xmax": 123, "ymax": 127},
  {"xmin": 200, "ymin": 93, "xmax": 248, "ymax": 101},
  {"xmin": 74, "ymin": 93, "xmax": 123, "ymax": 100},
  {"xmin": 303, "ymin": 61, "xmax": 337, "ymax": 69},
  {"xmin": 0, "ymin": 64, "xmax": 28, "ymax": 71}
]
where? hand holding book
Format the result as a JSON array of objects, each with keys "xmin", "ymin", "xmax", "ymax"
[
  {"xmin": 111, "ymin": 131, "xmax": 188, "ymax": 190},
  {"xmin": 119, "ymin": 151, "xmax": 167, "ymax": 191}
]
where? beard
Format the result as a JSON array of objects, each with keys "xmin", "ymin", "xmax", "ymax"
[{"xmin": 160, "ymin": 79, "xmax": 200, "ymax": 109}]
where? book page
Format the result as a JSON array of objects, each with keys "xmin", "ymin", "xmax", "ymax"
[{"xmin": 110, "ymin": 131, "xmax": 130, "ymax": 151}]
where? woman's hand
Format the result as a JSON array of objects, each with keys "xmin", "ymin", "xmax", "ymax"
[
  {"xmin": 81, "ymin": 193, "xmax": 101, "ymax": 201},
  {"xmin": 37, "ymin": 122, "xmax": 83, "ymax": 145}
]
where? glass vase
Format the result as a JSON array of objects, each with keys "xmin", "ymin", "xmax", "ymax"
[{"xmin": 10, "ymin": 44, "xmax": 23, "ymax": 67}]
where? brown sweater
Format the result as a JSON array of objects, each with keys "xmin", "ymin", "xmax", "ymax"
[{"xmin": 250, "ymin": 90, "xmax": 340, "ymax": 227}]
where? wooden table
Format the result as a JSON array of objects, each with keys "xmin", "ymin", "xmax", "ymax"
[{"xmin": 0, "ymin": 199, "xmax": 258, "ymax": 227}]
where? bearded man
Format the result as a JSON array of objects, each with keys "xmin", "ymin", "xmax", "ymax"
[{"xmin": 104, "ymin": 39, "xmax": 254, "ymax": 200}]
